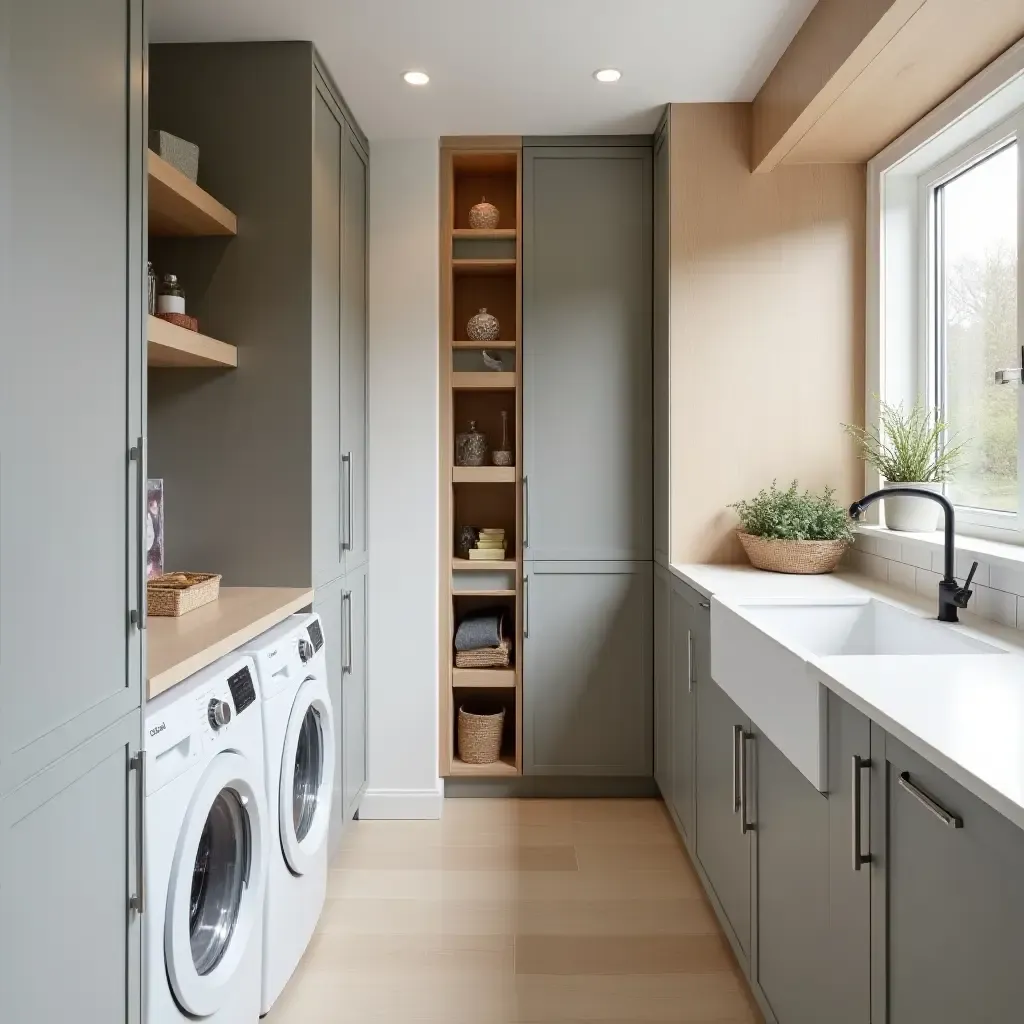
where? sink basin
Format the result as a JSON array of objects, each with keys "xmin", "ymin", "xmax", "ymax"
[{"xmin": 740, "ymin": 598, "xmax": 1003, "ymax": 657}]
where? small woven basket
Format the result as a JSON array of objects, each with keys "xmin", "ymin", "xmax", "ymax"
[
  {"xmin": 157, "ymin": 311, "xmax": 199, "ymax": 332},
  {"xmin": 457, "ymin": 705, "xmax": 506, "ymax": 764},
  {"xmin": 148, "ymin": 571, "xmax": 221, "ymax": 616},
  {"xmin": 737, "ymin": 533, "xmax": 849, "ymax": 575}
]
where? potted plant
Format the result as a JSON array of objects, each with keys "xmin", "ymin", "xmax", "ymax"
[
  {"xmin": 842, "ymin": 401, "xmax": 966, "ymax": 532},
  {"xmin": 730, "ymin": 481, "xmax": 853, "ymax": 575}
]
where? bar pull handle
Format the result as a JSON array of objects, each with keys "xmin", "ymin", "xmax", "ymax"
[
  {"xmin": 130, "ymin": 751, "xmax": 146, "ymax": 914},
  {"xmin": 523, "ymin": 575, "xmax": 530, "ymax": 639},
  {"xmin": 731, "ymin": 724, "xmax": 742, "ymax": 813},
  {"xmin": 852, "ymin": 755, "xmax": 872, "ymax": 871},
  {"xmin": 898, "ymin": 772, "xmax": 963, "ymax": 828},
  {"xmin": 687, "ymin": 630, "xmax": 694, "ymax": 693},
  {"xmin": 522, "ymin": 475, "xmax": 530, "ymax": 550},
  {"xmin": 130, "ymin": 438, "xmax": 147, "ymax": 630},
  {"xmin": 740, "ymin": 732, "xmax": 755, "ymax": 834},
  {"xmin": 342, "ymin": 590, "xmax": 353, "ymax": 674},
  {"xmin": 341, "ymin": 452, "xmax": 352, "ymax": 554}
]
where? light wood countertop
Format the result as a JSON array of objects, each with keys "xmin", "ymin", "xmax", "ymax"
[{"xmin": 147, "ymin": 586, "xmax": 314, "ymax": 700}]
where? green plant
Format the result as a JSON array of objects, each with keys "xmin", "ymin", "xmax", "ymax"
[
  {"xmin": 730, "ymin": 481, "xmax": 853, "ymax": 542},
  {"xmin": 842, "ymin": 400, "xmax": 966, "ymax": 483}
]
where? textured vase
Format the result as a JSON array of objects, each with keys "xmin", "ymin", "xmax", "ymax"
[
  {"xmin": 466, "ymin": 308, "xmax": 500, "ymax": 341},
  {"xmin": 469, "ymin": 197, "xmax": 500, "ymax": 229},
  {"xmin": 455, "ymin": 421, "xmax": 488, "ymax": 466}
]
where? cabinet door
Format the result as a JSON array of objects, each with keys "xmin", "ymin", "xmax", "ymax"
[
  {"xmin": 341, "ymin": 127, "xmax": 368, "ymax": 573},
  {"xmin": 695, "ymin": 676, "xmax": 751, "ymax": 957},
  {"xmin": 315, "ymin": 584, "xmax": 346, "ymax": 856},
  {"xmin": 342, "ymin": 565, "xmax": 368, "ymax": 819},
  {"xmin": 826, "ymin": 694, "xmax": 871, "ymax": 1024},
  {"xmin": 652, "ymin": 121, "xmax": 670, "ymax": 565},
  {"xmin": 1, "ymin": 0, "xmax": 144, "ymax": 795},
  {"xmin": 670, "ymin": 585, "xmax": 698, "ymax": 842},
  {"xmin": 523, "ymin": 564, "xmax": 652, "ymax": 776},
  {"xmin": 754, "ymin": 730, "xmax": 830, "ymax": 1024},
  {"xmin": 311, "ymin": 90, "xmax": 345, "ymax": 589},
  {"xmin": 0, "ymin": 711, "xmax": 142, "ymax": 1024},
  {"xmin": 523, "ymin": 146, "xmax": 652, "ymax": 561},
  {"xmin": 654, "ymin": 566, "xmax": 673, "ymax": 804},
  {"xmin": 880, "ymin": 733, "xmax": 1024, "ymax": 1024}
]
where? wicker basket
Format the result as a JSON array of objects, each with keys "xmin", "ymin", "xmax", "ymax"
[
  {"xmin": 157, "ymin": 311, "xmax": 199, "ymax": 332},
  {"xmin": 737, "ymin": 533, "xmax": 849, "ymax": 575},
  {"xmin": 457, "ymin": 704, "xmax": 506, "ymax": 764},
  {"xmin": 454, "ymin": 638, "xmax": 511, "ymax": 669},
  {"xmin": 148, "ymin": 571, "xmax": 221, "ymax": 616}
]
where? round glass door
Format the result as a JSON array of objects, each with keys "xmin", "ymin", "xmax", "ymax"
[{"xmin": 292, "ymin": 707, "xmax": 324, "ymax": 843}]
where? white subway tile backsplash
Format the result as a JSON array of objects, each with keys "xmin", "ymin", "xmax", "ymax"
[
  {"xmin": 930, "ymin": 550, "xmax": 990, "ymax": 588},
  {"xmin": 901, "ymin": 543, "xmax": 934, "ymax": 571},
  {"xmin": 852, "ymin": 550, "xmax": 889, "ymax": 583},
  {"xmin": 988, "ymin": 564, "xmax": 1024, "ymax": 598},
  {"xmin": 887, "ymin": 560, "xmax": 917, "ymax": 594},
  {"xmin": 973, "ymin": 584, "xmax": 1018, "ymax": 629},
  {"xmin": 854, "ymin": 534, "xmax": 878, "ymax": 556},
  {"xmin": 914, "ymin": 568, "xmax": 943, "ymax": 598},
  {"xmin": 873, "ymin": 534, "xmax": 903, "ymax": 561}
]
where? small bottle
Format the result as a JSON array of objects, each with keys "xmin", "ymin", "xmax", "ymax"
[
  {"xmin": 157, "ymin": 273, "xmax": 186, "ymax": 315},
  {"xmin": 146, "ymin": 262, "xmax": 157, "ymax": 315}
]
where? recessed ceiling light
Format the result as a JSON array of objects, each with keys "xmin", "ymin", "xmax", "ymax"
[
  {"xmin": 403, "ymin": 70, "xmax": 430, "ymax": 86},
  {"xmin": 593, "ymin": 68, "xmax": 622, "ymax": 83}
]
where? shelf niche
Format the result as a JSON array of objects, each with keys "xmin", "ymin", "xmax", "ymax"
[
  {"xmin": 450, "ymin": 688, "xmax": 518, "ymax": 775},
  {"xmin": 452, "ymin": 152, "xmax": 518, "ymax": 233}
]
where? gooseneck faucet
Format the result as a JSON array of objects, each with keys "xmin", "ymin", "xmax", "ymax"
[{"xmin": 848, "ymin": 487, "xmax": 979, "ymax": 623}]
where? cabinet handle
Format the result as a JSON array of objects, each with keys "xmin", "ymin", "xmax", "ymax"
[
  {"xmin": 341, "ymin": 452, "xmax": 353, "ymax": 554},
  {"xmin": 130, "ymin": 438, "xmax": 147, "ymax": 630},
  {"xmin": 898, "ymin": 771, "xmax": 963, "ymax": 829},
  {"xmin": 523, "ymin": 575, "xmax": 530, "ymax": 639},
  {"xmin": 130, "ymin": 751, "xmax": 146, "ymax": 914},
  {"xmin": 699, "ymin": 601, "xmax": 710, "ymax": 609},
  {"xmin": 731, "ymin": 724, "xmax": 742, "ymax": 813},
  {"xmin": 687, "ymin": 629, "xmax": 694, "ymax": 693},
  {"xmin": 851, "ymin": 755, "xmax": 872, "ymax": 871},
  {"xmin": 342, "ymin": 590, "xmax": 353, "ymax": 674},
  {"xmin": 522, "ymin": 475, "xmax": 530, "ymax": 550},
  {"xmin": 740, "ymin": 732, "xmax": 756, "ymax": 834}
]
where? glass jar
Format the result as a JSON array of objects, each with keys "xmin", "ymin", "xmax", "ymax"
[
  {"xmin": 157, "ymin": 273, "xmax": 186, "ymax": 315},
  {"xmin": 147, "ymin": 262, "xmax": 157, "ymax": 315},
  {"xmin": 455, "ymin": 421, "xmax": 488, "ymax": 467}
]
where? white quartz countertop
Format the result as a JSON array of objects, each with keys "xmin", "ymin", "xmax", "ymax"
[{"xmin": 670, "ymin": 562, "xmax": 1024, "ymax": 831}]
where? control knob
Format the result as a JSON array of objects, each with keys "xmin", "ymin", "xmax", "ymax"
[
  {"xmin": 208, "ymin": 699, "xmax": 232, "ymax": 730},
  {"xmin": 298, "ymin": 638, "xmax": 314, "ymax": 663}
]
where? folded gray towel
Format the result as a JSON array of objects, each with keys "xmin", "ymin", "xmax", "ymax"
[{"xmin": 454, "ymin": 609, "xmax": 505, "ymax": 651}]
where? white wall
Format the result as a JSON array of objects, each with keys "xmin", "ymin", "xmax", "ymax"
[{"xmin": 362, "ymin": 140, "xmax": 442, "ymax": 819}]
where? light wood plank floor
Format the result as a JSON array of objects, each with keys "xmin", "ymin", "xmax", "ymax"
[{"xmin": 265, "ymin": 799, "xmax": 761, "ymax": 1023}]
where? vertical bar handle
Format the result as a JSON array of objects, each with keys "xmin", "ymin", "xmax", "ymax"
[
  {"xmin": 130, "ymin": 751, "xmax": 146, "ymax": 914},
  {"xmin": 740, "ymin": 732, "xmax": 755, "ymax": 834},
  {"xmin": 687, "ymin": 629, "xmax": 694, "ymax": 693},
  {"xmin": 731, "ymin": 724, "xmax": 742, "ymax": 813},
  {"xmin": 341, "ymin": 452, "xmax": 352, "ymax": 554},
  {"xmin": 522, "ymin": 475, "xmax": 529, "ymax": 550},
  {"xmin": 342, "ymin": 590, "xmax": 353, "ymax": 674},
  {"xmin": 523, "ymin": 575, "xmax": 530, "ymax": 639},
  {"xmin": 130, "ymin": 438, "xmax": 147, "ymax": 630},
  {"xmin": 852, "ymin": 755, "xmax": 872, "ymax": 871}
]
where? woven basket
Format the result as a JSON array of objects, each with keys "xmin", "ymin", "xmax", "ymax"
[
  {"xmin": 457, "ymin": 705, "xmax": 506, "ymax": 764},
  {"xmin": 455, "ymin": 638, "xmax": 511, "ymax": 669},
  {"xmin": 737, "ymin": 533, "xmax": 848, "ymax": 575},
  {"xmin": 148, "ymin": 571, "xmax": 221, "ymax": 616},
  {"xmin": 157, "ymin": 311, "xmax": 198, "ymax": 332}
]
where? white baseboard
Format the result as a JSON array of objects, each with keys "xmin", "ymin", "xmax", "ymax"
[{"xmin": 358, "ymin": 785, "xmax": 443, "ymax": 820}]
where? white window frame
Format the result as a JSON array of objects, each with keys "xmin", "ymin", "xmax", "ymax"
[{"xmin": 869, "ymin": 38, "xmax": 1024, "ymax": 544}]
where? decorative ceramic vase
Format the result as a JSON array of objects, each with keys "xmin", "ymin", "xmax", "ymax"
[
  {"xmin": 491, "ymin": 410, "xmax": 513, "ymax": 466},
  {"xmin": 455, "ymin": 420, "xmax": 488, "ymax": 466},
  {"xmin": 469, "ymin": 197, "xmax": 500, "ymax": 229},
  {"xmin": 467, "ymin": 308, "xmax": 500, "ymax": 341},
  {"xmin": 882, "ymin": 481, "xmax": 943, "ymax": 532},
  {"xmin": 455, "ymin": 525, "xmax": 479, "ymax": 559}
]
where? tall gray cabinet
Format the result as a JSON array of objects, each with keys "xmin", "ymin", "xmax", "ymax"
[
  {"xmin": 521, "ymin": 140, "xmax": 653, "ymax": 778},
  {"xmin": 147, "ymin": 42, "xmax": 369, "ymax": 851},
  {"xmin": 0, "ymin": 0, "xmax": 145, "ymax": 1019}
]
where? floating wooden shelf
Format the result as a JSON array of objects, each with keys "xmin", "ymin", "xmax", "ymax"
[
  {"xmin": 148, "ymin": 315, "xmax": 238, "ymax": 368},
  {"xmin": 452, "ymin": 339, "xmax": 517, "ymax": 350},
  {"xmin": 453, "ymin": 466, "xmax": 516, "ymax": 484},
  {"xmin": 453, "ymin": 228, "xmax": 517, "ymax": 239},
  {"xmin": 452, "ymin": 371, "xmax": 516, "ymax": 390},
  {"xmin": 455, "ymin": 588, "xmax": 516, "ymax": 598},
  {"xmin": 452, "ymin": 557, "xmax": 516, "ymax": 572},
  {"xmin": 452, "ymin": 258, "xmax": 517, "ymax": 277},
  {"xmin": 449, "ymin": 754, "xmax": 519, "ymax": 776},
  {"xmin": 452, "ymin": 668, "xmax": 517, "ymax": 689},
  {"xmin": 148, "ymin": 150, "xmax": 238, "ymax": 237}
]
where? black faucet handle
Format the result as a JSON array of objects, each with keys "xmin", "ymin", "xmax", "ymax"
[{"xmin": 954, "ymin": 560, "xmax": 980, "ymax": 609}]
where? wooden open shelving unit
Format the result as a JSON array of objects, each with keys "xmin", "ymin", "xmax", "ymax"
[
  {"xmin": 148, "ymin": 315, "xmax": 238, "ymax": 368},
  {"xmin": 440, "ymin": 140, "xmax": 523, "ymax": 778},
  {"xmin": 148, "ymin": 150, "xmax": 237, "ymax": 237}
]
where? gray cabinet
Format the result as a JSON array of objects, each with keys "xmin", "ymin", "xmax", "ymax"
[
  {"xmin": 654, "ymin": 566, "xmax": 673, "ymax": 803},
  {"xmin": 878, "ymin": 731, "xmax": 1024, "ymax": 1024},
  {"xmin": 670, "ymin": 582, "xmax": 702, "ymax": 843},
  {"xmin": 341, "ymin": 564, "xmax": 368, "ymax": 819},
  {"xmin": 653, "ymin": 118, "xmax": 670, "ymax": 565},
  {"xmin": 522, "ymin": 143, "xmax": 652, "ymax": 562},
  {"xmin": 523, "ymin": 564, "xmax": 652, "ymax": 776},
  {"xmin": 316, "ymin": 583, "xmax": 346, "ymax": 856},
  {"xmin": 695, "ymin": 676, "xmax": 752, "ymax": 957}
]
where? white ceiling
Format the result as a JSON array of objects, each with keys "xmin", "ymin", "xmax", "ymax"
[{"xmin": 150, "ymin": 0, "xmax": 818, "ymax": 140}]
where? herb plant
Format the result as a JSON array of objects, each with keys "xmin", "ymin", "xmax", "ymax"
[
  {"xmin": 730, "ymin": 481, "xmax": 853, "ymax": 542},
  {"xmin": 842, "ymin": 400, "xmax": 966, "ymax": 483}
]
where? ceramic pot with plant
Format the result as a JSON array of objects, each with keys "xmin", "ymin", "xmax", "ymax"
[
  {"xmin": 730, "ymin": 481, "xmax": 853, "ymax": 575},
  {"xmin": 843, "ymin": 401, "xmax": 966, "ymax": 533}
]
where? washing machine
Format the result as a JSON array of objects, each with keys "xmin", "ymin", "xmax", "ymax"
[
  {"xmin": 239, "ymin": 613, "xmax": 335, "ymax": 1014},
  {"xmin": 145, "ymin": 652, "xmax": 268, "ymax": 1024}
]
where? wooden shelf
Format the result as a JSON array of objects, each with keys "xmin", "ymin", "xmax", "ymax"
[
  {"xmin": 455, "ymin": 588, "xmax": 516, "ymax": 598},
  {"xmin": 452, "ymin": 371, "xmax": 515, "ymax": 390},
  {"xmin": 453, "ymin": 339, "xmax": 517, "ymax": 350},
  {"xmin": 453, "ymin": 557, "xmax": 516, "ymax": 572},
  {"xmin": 449, "ymin": 754, "xmax": 519, "ymax": 776},
  {"xmin": 148, "ymin": 150, "xmax": 238, "ymax": 237},
  {"xmin": 452, "ymin": 259, "xmax": 517, "ymax": 277},
  {"xmin": 148, "ymin": 315, "xmax": 238, "ymax": 369},
  {"xmin": 453, "ymin": 466, "xmax": 516, "ymax": 484},
  {"xmin": 452, "ymin": 668, "xmax": 517, "ymax": 689},
  {"xmin": 453, "ymin": 228, "xmax": 517, "ymax": 239}
]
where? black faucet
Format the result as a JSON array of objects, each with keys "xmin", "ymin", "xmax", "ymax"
[{"xmin": 848, "ymin": 487, "xmax": 979, "ymax": 623}]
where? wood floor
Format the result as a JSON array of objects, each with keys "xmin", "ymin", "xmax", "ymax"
[{"xmin": 266, "ymin": 799, "xmax": 761, "ymax": 1023}]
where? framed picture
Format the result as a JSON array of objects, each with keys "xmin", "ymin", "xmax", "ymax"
[{"xmin": 147, "ymin": 479, "xmax": 164, "ymax": 579}]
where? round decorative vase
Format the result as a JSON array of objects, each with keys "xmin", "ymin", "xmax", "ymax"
[
  {"xmin": 882, "ymin": 481, "xmax": 943, "ymax": 532},
  {"xmin": 455, "ymin": 420, "xmax": 488, "ymax": 466},
  {"xmin": 491, "ymin": 449, "xmax": 513, "ymax": 467},
  {"xmin": 469, "ymin": 197, "xmax": 500, "ymax": 230},
  {"xmin": 466, "ymin": 308, "xmax": 500, "ymax": 341},
  {"xmin": 455, "ymin": 525, "xmax": 479, "ymax": 559},
  {"xmin": 737, "ymin": 532, "xmax": 849, "ymax": 575}
]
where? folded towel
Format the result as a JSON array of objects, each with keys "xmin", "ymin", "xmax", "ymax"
[{"xmin": 454, "ymin": 608, "xmax": 505, "ymax": 651}]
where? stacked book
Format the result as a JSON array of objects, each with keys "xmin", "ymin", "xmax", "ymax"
[{"xmin": 468, "ymin": 528, "xmax": 507, "ymax": 561}]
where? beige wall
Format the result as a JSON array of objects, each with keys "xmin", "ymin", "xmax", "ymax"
[{"xmin": 668, "ymin": 104, "xmax": 866, "ymax": 564}]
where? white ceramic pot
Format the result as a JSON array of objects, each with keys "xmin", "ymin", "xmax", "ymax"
[{"xmin": 882, "ymin": 481, "xmax": 942, "ymax": 532}]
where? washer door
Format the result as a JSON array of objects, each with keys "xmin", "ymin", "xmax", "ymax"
[
  {"xmin": 279, "ymin": 675, "xmax": 335, "ymax": 875},
  {"xmin": 165, "ymin": 751, "xmax": 266, "ymax": 1018}
]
